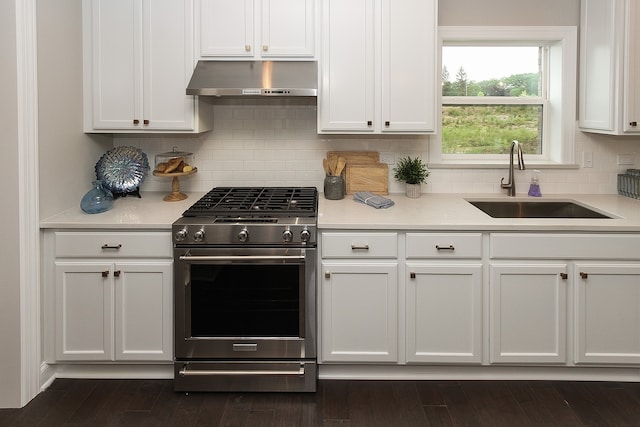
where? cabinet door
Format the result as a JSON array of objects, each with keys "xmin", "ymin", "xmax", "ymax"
[
  {"xmin": 380, "ymin": 0, "xmax": 436, "ymax": 133},
  {"xmin": 406, "ymin": 263, "xmax": 483, "ymax": 364},
  {"xmin": 88, "ymin": 0, "xmax": 142, "ymax": 130},
  {"xmin": 55, "ymin": 262, "xmax": 114, "ymax": 361},
  {"xmin": 261, "ymin": 0, "xmax": 315, "ymax": 57},
  {"xmin": 624, "ymin": 0, "xmax": 640, "ymax": 132},
  {"xmin": 579, "ymin": 0, "xmax": 639, "ymax": 134},
  {"xmin": 199, "ymin": 0, "xmax": 254, "ymax": 56},
  {"xmin": 143, "ymin": 0, "xmax": 196, "ymax": 130},
  {"xmin": 575, "ymin": 263, "xmax": 640, "ymax": 364},
  {"xmin": 319, "ymin": 0, "xmax": 375, "ymax": 132},
  {"xmin": 321, "ymin": 261, "xmax": 398, "ymax": 362},
  {"xmin": 489, "ymin": 263, "xmax": 568, "ymax": 364},
  {"xmin": 115, "ymin": 261, "xmax": 173, "ymax": 361}
]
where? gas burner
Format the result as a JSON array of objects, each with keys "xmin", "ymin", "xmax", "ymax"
[
  {"xmin": 183, "ymin": 187, "xmax": 318, "ymax": 217},
  {"xmin": 174, "ymin": 187, "xmax": 318, "ymax": 246}
]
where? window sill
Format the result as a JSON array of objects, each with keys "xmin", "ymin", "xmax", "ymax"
[{"xmin": 426, "ymin": 161, "xmax": 580, "ymax": 170}]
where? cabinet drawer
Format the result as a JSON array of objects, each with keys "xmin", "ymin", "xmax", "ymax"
[
  {"xmin": 491, "ymin": 233, "xmax": 640, "ymax": 260},
  {"xmin": 55, "ymin": 231, "xmax": 172, "ymax": 258},
  {"xmin": 322, "ymin": 232, "xmax": 398, "ymax": 258},
  {"xmin": 406, "ymin": 233, "xmax": 482, "ymax": 259}
]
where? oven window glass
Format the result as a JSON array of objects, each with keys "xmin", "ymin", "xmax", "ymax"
[{"xmin": 190, "ymin": 264, "xmax": 302, "ymax": 337}]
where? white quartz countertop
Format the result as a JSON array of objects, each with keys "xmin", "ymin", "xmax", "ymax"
[
  {"xmin": 40, "ymin": 191, "xmax": 640, "ymax": 232},
  {"xmin": 319, "ymin": 193, "xmax": 640, "ymax": 232},
  {"xmin": 40, "ymin": 191, "xmax": 205, "ymax": 229}
]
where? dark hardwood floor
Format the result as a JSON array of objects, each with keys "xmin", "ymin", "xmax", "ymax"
[{"xmin": 2, "ymin": 379, "xmax": 640, "ymax": 426}]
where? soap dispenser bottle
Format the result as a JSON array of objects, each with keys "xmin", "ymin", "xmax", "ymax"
[{"xmin": 528, "ymin": 170, "xmax": 542, "ymax": 197}]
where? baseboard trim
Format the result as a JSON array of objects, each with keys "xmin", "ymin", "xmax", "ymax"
[
  {"xmin": 43, "ymin": 363, "xmax": 173, "ymax": 386},
  {"xmin": 318, "ymin": 364, "xmax": 640, "ymax": 382}
]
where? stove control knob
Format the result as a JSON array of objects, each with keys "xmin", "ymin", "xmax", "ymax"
[
  {"xmin": 282, "ymin": 228, "xmax": 293, "ymax": 243},
  {"xmin": 238, "ymin": 228, "xmax": 249, "ymax": 242},
  {"xmin": 175, "ymin": 228, "xmax": 188, "ymax": 242},
  {"xmin": 193, "ymin": 228, "xmax": 206, "ymax": 242},
  {"xmin": 300, "ymin": 229, "xmax": 311, "ymax": 243}
]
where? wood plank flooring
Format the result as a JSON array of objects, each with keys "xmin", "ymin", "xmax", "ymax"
[{"xmin": 2, "ymin": 379, "xmax": 640, "ymax": 426}]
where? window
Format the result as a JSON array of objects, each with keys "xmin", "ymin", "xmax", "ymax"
[{"xmin": 430, "ymin": 27, "xmax": 577, "ymax": 167}]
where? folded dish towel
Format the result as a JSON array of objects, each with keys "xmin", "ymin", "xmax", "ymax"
[{"xmin": 353, "ymin": 192, "xmax": 395, "ymax": 209}]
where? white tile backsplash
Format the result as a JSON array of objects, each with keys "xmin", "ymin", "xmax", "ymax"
[{"xmin": 116, "ymin": 100, "xmax": 640, "ymax": 195}]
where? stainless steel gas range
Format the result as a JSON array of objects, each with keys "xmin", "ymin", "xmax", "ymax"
[{"xmin": 172, "ymin": 187, "xmax": 318, "ymax": 392}]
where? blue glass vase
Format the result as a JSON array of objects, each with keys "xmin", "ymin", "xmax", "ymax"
[{"xmin": 80, "ymin": 180, "xmax": 114, "ymax": 214}]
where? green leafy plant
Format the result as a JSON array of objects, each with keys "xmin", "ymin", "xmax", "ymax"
[{"xmin": 393, "ymin": 156, "xmax": 429, "ymax": 185}]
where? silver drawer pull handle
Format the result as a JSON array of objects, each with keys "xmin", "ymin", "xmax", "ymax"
[
  {"xmin": 233, "ymin": 343, "xmax": 257, "ymax": 352},
  {"xmin": 351, "ymin": 245, "xmax": 370, "ymax": 251},
  {"xmin": 179, "ymin": 367, "xmax": 305, "ymax": 377},
  {"xmin": 435, "ymin": 245, "xmax": 455, "ymax": 251},
  {"xmin": 101, "ymin": 244, "xmax": 122, "ymax": 250}
]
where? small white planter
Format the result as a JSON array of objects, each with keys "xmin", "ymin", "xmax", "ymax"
[{"xmin": 405, "ymin": 183, "xmax": 421, "ymax": 198}]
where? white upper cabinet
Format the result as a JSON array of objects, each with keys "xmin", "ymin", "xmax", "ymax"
[
  {"xmin": 319, "ymin": 0, "xmax": 437, "ymax": 134},
  {"xmin": 579, "ymin": 0, "xmax": 640, "ymax": 135},
  {"xmin": 83, "ymin": 0, "xmax": 212, "ymax": 133},
  {"xmin": 198, "ymin": 0, "xmax": 316, "ymax": 58}
]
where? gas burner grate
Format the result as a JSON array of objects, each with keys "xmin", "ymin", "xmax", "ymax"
[{"xmin": 183, "ymin": 187, "xmax": 318, "ymax": 217}]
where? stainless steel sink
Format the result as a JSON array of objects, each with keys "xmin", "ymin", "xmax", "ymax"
[{"xmin": 466, "ymin": 200, "xmax": 613, "ymax": 219}]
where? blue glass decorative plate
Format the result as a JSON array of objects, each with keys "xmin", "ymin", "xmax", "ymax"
[{"xmin": 95, "ymin": 146, "xmax": 150, "ymax": 194}]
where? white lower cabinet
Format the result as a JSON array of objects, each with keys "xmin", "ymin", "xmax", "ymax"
[
  {"xmin": 489, "ymin": 263, "xmax": 568, "ymax": 364},
  {"xmin": 320, "ymin": 231, "xmax": 399, "ymax": 362},
  {"xmin": 48, "ymin": 231, "xmax": 173, "ymax": 362},
  {"xmin": 55, "ymin": 261, "xmax": 173, "ymax": 361},
  {"xmin": 405, "ymin": 263, "xmax": 483, "ymax": 364},
  {"xmin": 491, "ymin": 233, "xmax": 640, "ymax": 367},
  {"xmin": 574, "ymin": 263, "xmax": 640, "ymax": 364},
  {"xmin": 320, "ymin": 261, "xmax": 399, "ymax": 362},
  {"xmin": 319, "ymin": 230, "xmax": 640, "ymax": 374}
]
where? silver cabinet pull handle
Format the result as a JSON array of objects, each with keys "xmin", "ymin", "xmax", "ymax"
[
  {"xmin": 351, "ymin": 245, "xmax": 370, "ymax": 250},
  {"xmin": 101, "ymin": 244, "xmax": 122, "ymax": 250},
  {"xmin": 436, "ymin": 245, "xmax": 455, "ymax": 251}
]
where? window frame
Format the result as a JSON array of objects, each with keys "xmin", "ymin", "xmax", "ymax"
[{"xmin": 430, "ymin": 26, "xmax": 578, "ymax": 168}]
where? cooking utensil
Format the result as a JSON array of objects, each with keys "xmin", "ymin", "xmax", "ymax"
[
  {"xmin": 329, "ymin": 156, "xmax": 338, "ymax": 176},
  {"xmin": 323, "ymin": 158, "xmax": 331, "ymax": 175},
  {"xmin": 335, "ymin": 156, "xmax": 346, "ymax": 176}
]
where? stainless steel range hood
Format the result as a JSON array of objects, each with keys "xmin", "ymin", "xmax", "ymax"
[{"xmin": 186, "ymin": 61, "xmax": 317, "ymax": 96}]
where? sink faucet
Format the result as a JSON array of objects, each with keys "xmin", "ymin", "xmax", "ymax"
[{"xmin": 500, "ymin": 140, "xmax": 525, "ymax": 196}]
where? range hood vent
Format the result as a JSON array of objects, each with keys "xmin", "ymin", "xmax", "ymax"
[{"xmin": 186, "ymin": 61, "xmax": 317, "ymax": 97}]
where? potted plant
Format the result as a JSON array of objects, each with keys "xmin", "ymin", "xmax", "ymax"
[{"xmin": 393, "ymin": 156, "xmax": 429, "ymax": 198}]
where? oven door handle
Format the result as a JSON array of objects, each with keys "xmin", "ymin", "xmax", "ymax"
[
  {"xmin": 178, "ymin": 366, "xmax": 305, "ymax": 377},
  {"xmin": 179, "ymin": 254, "xmax": 305, "ymax": 262}
]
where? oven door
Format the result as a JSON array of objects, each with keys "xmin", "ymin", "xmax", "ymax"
[{"xmin": 174, "ymin": 246, "xmax": 316, "ymax": 360}]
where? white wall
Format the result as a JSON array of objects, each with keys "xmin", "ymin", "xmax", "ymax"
[
  {"xmin": 439, "ymin": 0, "xmax": 580, "ymax": 26},
  {"xmin": 37, "ymin": 0, "xmax": 111, "ymax": 220},
  {"xmin": 116, "ymin": 0, "xmax": 640, "ymax": 196},
  {"xmin": 0, "ymin": 0, "xmax": 25, "ymax": 409}
]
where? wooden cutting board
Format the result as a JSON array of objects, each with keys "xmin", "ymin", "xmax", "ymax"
[
  {"xmin": 345, "ymin": 163, "xmax": 389, "ymax": 195},
  {"xmin": 327, "ymin": 151, "xmax": 379, "ymax": 166}
]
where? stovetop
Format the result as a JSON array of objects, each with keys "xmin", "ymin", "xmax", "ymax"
[
  {"xmin": 173, "ymin": 187, "xmax": 318, "ymax": 246},
  {"xmin": 183, "ymin": 187, "xmax": 318, "ymax": 218}
]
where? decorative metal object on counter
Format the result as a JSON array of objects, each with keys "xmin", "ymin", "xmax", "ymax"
[
  {"xmin": 153, "ymin": 148, "xmax": 197, "ymax": 202},
  {"xmin": 618, "ymin": 169, "xmax": 640, "ymax": 199},
  {"xmin": 80, "ymin": 180, "xmax": 114, "ymax": 214},
  {"xmin": 95, "ymin": 146, "xmax": 149, "ymax": 198}
]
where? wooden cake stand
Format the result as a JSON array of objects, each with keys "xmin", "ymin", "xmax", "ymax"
[{"xmin": 152, "ymin": 168, "xmax": 197, "ymax": 201}]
